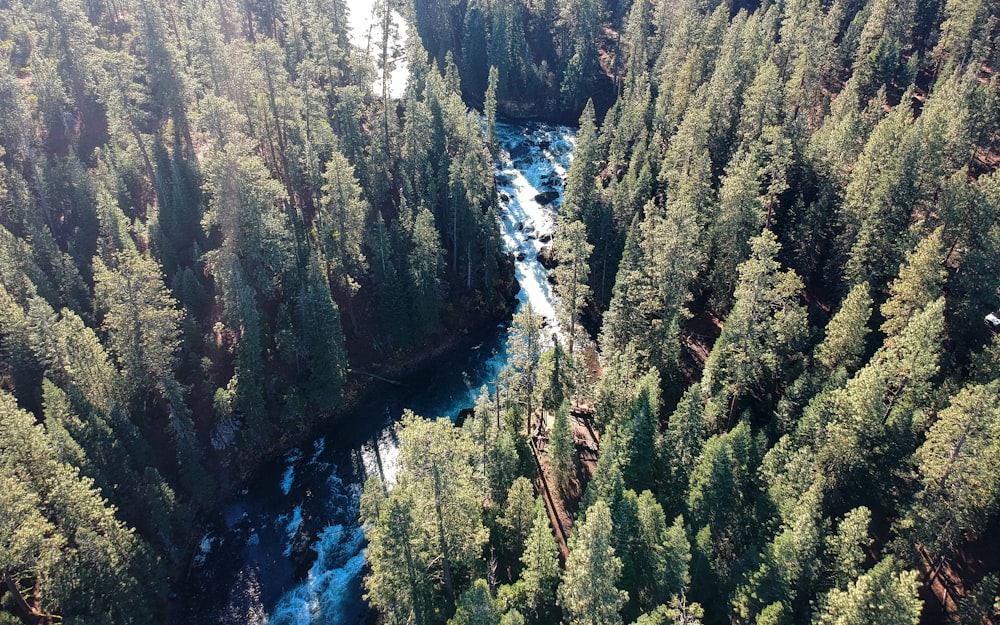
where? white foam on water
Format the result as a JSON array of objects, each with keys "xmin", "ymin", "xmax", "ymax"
[
  {"xmin": 261, "ymin": 121, "xmax": 578, "ymax": 625},
  {"xmin": 266, "ymin": 524, "xmax": 367, "ymax": 625},
  {"xmin": 281, "ymin": 449, "xmax": 303, "ymax": 495},
  {"xmin": 311, "ymin": 438, "xmax": 326, "ymax": 463},
  {"xmin": 193, "ymin": 532, "xmax": 216, "ymax": 566},
  {"xmin": 360, "ymin": 427, "xmax": 400, "ymax": 487},
  {"xmin": 283, "ymin": 506, "xmax": 303, "ymax": 557},
  {"xmin": 495, "ymin": 122, "xmax": 577, "ymax": 339}
]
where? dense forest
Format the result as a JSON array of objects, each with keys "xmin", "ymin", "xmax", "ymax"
[
  {"xmin": 0, "ymin": 0, "xmax": 511, "ymax": 620},
  {"xmin": 364, "ymin": 1, "xmax": 1000, "ymax": 625},
  {"xmin": 0, "ymin": 0, "xmax": 998, "ymax": 622}
]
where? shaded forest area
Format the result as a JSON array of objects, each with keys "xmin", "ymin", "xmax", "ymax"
[
  {"xmin": 0, "ymin": 0, "xmax": 999, "ymax": 622},
  {"xmin": 0, "ymin": 0, "xmax": 516, "ymax": 621},
  {"xmin": 365, "ymin": 1, "xmax": 1000, "ymax": 625}
]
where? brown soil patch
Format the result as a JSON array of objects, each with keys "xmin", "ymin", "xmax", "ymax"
[
  {"xmin": 680, "ymin": 310, "xmax": 723, "ymax": 384},
  {"xmin": 530, "ymin": 407, "xmax": 601, "ymax": 561},
  {"xmin": 916, "ymin": 516, "xmax": 1000, "ymax": 625}
]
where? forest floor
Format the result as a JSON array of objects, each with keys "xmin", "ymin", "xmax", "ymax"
[
  {"xmin": 680, "ymin": 310, "xmax": 723, "ymax": 383},
  {"xmin": 917, "ymin": 514, "xmax": 1000, "ymax": 625},
  {"xmin": 531, "ymin": 403, "xmax": 601, "ymax": 561}
]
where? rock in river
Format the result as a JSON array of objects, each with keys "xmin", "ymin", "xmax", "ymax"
[{"xmin": 534, "ymin": 190, "xmax": 560, "ymax": 205}]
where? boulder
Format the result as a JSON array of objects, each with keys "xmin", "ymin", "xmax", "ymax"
[
  {"xmin": 537, "ymin": 245, "xmax": 557, "ymax": 270},
  {"xmin": 534, "ymin": 190, "xmax": 560, "ymax": 205}
]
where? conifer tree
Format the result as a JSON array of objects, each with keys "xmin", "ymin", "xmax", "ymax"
[
  {"xmin": 825, "ymin": 507, "xmax": 873, "ymax": 590},
  {"xmin": 519, "ymin": 498, "xmax": 561, "ymax": 624},
  {"xmin": 905, "ymin": 381, "xmax": 1000, "ymax": 573},
  {"xmin": 93, "ymin": 249, "xmax": 184, "ymax": 399},
  {"xmin": 558, "ymin": 499, "xmax": 627, "ymax": 625},
  {"xmin": 507, "ymin": 304, "xmax": 544, "ymax": 435},
  {"xmin": 879, "ymin": 227, "xmax": 946, "ymax": 337},
  {"xmin": 548, "ymin": 400, "xmax": 575, "ymax": 491},
  {"xmin": 700, "ymin": 230, "xmax": 809, "ymax": 430},
  {"xmin": 450, "ymin": 579, "xmax": 502, "ymax": 625},
  {"xmin": 317, "ymin": 149, "xmax": 369, "ymax": 326},
  {"xmin": 499, "ymin": 477, "xmax": 537, "ymax": 555},
  {"xmin": 553, "ymin": 219, "xmax": 592, "ymax": 356},
  {"xmin": 812, "ymin": 558, "xmax": 922, "ymax": 625}
]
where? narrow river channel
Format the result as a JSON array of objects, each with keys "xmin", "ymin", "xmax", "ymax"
[{"xmin": 181, "ymin": 120, "xmax": 575, "ymax": 624}]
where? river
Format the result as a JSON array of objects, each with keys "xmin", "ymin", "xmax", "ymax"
[{"xmin": 180, "ymin": 120, "xmax": 575, "ymax": 624}]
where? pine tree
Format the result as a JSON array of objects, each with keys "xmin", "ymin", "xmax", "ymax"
[
  {"xmin": 507, "ymin": 304, "xmax": 544, "ymax": 435},
  {"xmin": 558, "ymin": 499, "xmax": 627, "ymax": 625},
  {"xmin": 0, "ymin": 390, "xmax": 154, "ymax": 624},
  {"xmin": 812, "ymin": 558, "xmax": 922, "ymax": 625},
  {"xmin": 363, "ymin": 487, "xmax": 430, "ymax": 625},
  {"xmin": 700, "ymin": 230, "xmax": 809, "ymax": 431},
  {"xmin": 553, "ymin": 219, "xmax": 592, "ymax": 356},
  {"xmin": 813, "ymin": 282, "xmax": 875, "ymax": 383},
  {"xmin": 405, "ymin": 204, "xmax": 446, "ymax": 341},
  {"xmin": 838, "ymin": 97, "xmax": 918, "ymax": 289},
  {"xmin": 686, "ymin": 421, "xmax": 759, "ymax": 601},
  {"xmin": 825, "ymin": 507, "xmax": 873, "ymax": 590},
  {"xmin": 558, "ymin": 0, "xmax": 604, "ymax": 111},
  {"xmin": 879, "ymin": 227, "xmax": 946, "ymax": 337},
  {"xmin": 293, "ymin": 260, "xmax": 347, "ymax": 412},
  {"xmin": 905, "ymin": 381, "xmax": 1000, "ymax": 572},
  {"xmin": 660, "ymin": 385, "xmax": 706, "ymax": 515},
  {"xmin": 540, "ymin": 342, "xmax": 573, "ymax": 413},
  {"xmin": 519, "ymin": 498, "xmax": 561, "ymax": 624},
  {"xmin": 450, "ymin": 579, "xmax": 502, "ymax": 625},
  {"xmin": 317, "ymin": 149, "xmax": 369, "ymax": 327},
  {"xmin": 621, "ymin": 370, "xmax": 660, "ymax": 493},
  {"xmin": 499, "ymin": 477, "xmax": 536, "ymax": 556},
  {"xmin": 549, "ymin": 400, "xmax": 575, "ymax": 491},
  {"xmin": 484, "ymin": 66, "xmax": 499, "ymax": 155},
  {"xmin": 93, "ymin": 249, "xmax": 184, "ymax": 398}
]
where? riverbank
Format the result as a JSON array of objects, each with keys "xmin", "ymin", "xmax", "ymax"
[{"xmin": 167, "ymin": 254, "xmax": 519, "ymax": 622}]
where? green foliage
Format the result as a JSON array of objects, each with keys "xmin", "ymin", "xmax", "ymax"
[
  {"xmin": 559, "ymin": 499, "xmax": 628, "ymax": 625},
  {"xmin": 812, "ymin": 558, "xmax": 922, "ymax": 625},
  {"xmin": 505, "ymin": 304, "xmax": 544, "ymax": 432},
  {"xmin": 4, "ymin": 0, "xmax": 1000, "ymax": 623},
  {"xmin": 499, "ymin": 478, "xmax": 537, "ymax": 555},
  {"xmin": 880, "ymin": 227, "xmax": 947, "ymax": 337},
  {"xmin": 549, "ymin": 400, "xmax": 575, "ymax": 491},
  {"xmin": 449, "ymin": 579, "xmax": 502, "ymax": 625},
  {"xmin": 701, "ymin": 231, "xmax": 809, "ymax": 431},
  {"xmin": 0, "ymin": 390, "xmax": 155, "ymax": 624},
  {"xmin": 363, "ymin": 413, "xmax": 488, "ymax": 618},
  {"xmin": 518, "ymin": 499, "xmax": 561, "ymax": 624},
  {"xmin": 904, "ymin": 382, "xmax": 1000, "ymax": 563}
]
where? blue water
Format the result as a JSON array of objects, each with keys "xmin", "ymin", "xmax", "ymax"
[{"xmin": 181, "ymin": 120, "xmax": 575, "ymax": 624}]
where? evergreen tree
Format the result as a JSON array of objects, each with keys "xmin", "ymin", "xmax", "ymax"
[
  {"xmin": 317, "ymin": 149, "xmax": 369, "ymax": 328},
  {"xmin": 558, "ymin": 499, "xmax": 627, "ymax": 625},
  {"xmin": 506, "ymin": 304, "xmax": 544, "ymax": 435},
  {"xmin": 700, "ymin": 230, "xmax": 809, "ymax": 431},
  {"xmin": 363, "ymin": 413, "xmax": 488, "ymax": 614},
  {"xmin": 499, "ymin": 477, "xmax": 537, "ymax": 556},
  {"xmin": 825, "ymin": 507, "xmax": 873, "ymax": 591},
  {"xmin": 904, "ymin": 381, "xmax": 1000, "ymax": 573},
  {"xmin": 450, "ymin": 579, "xmax": 502, "ymax": 625},
  {"xmin": 879, "ymin": 227, "xmax": 946, "ymax": 337},
  {"xmin": 549, "ymin": 400, "xmax": 575, "ymax": 491},
  {"xmin": 93, "ymin": 249, "xmax": 184, "ymax": 400},
  {"xmin": 553, "ymin": 219, "xmax": 592, "ymax": 356},
  {"xmin": 812, "ymin": 558, "xmax": 922, "ymax": 625},
  {"xmin": 518, "ymin": 498, "xmax": 561, "ymax": 624}
]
